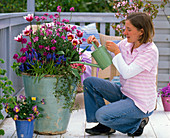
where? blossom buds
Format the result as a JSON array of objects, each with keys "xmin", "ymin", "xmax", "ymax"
[
  {"xmin": 70, "ymin": 7, "xmax": 75, "ymax": 12},
  {"xmin": 57, "ymin": 6, "xmax": 62, "ymax": 12}
]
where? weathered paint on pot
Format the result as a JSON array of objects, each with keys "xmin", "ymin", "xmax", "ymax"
[{"xmin": 22, "ymin": 75, "xmax": 77, "ymax": 135}]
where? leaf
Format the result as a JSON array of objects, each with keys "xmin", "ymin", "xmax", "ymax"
[
  {"xmin": 71, "ymin": 68, "xmax": 80, "ymax": 79},
  {"xmin": 56, "ymin": 51, "xmax": 65, "ymax": 55},
  {"xmin": 66, "ymin": 49, "xmax": 70, "ymax": 55},
  {"xmin": 0, "ymin": 58, "xmax": 4, "ymax": 64},
  {"xmin": 80, "ymin": 45, "xmax": 89, "ymax": 54},
  {"xmin": 70, "ymin": 50, "xmax": 76, "ymax": 59},
  {"xmin": 40, "ymin": 74, "xmax": 45, "ymax": 79},
  {"xmin": 0, "ymin": 129, "xmax": 5, "ymax": 135}
]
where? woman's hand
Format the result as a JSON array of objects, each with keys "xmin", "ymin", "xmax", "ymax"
[
  {"xmin": 87, "ymin": 35, "xmax": 100, "ymax": 47},
  {"xmin": 105, "ymin": 41, "xmax": 120, "ymax": 55}
]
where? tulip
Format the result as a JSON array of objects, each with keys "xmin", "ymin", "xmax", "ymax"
[
  {"xmin": 23, "ymin": 14, "xmax": 34, "ymax": 22},
  {"xmin": 67, "ymin": 33, "xmax": 75, "ymax": 41},
  {"xmin": 72, "ymin": 39, "xmax": 79, "ymax": 46},
  {"xmin": 14, "ymin": 34, "xmax": 23, "ymax": 42}
]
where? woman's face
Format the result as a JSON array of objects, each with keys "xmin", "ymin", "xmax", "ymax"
[{"xmin": 123, "ymin": 20, "xmax": 143, "ymax": 45}]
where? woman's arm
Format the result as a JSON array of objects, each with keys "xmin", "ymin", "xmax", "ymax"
[{"xmin": 112, "ymin": 53, "xmax": 144, "ymax": 79}]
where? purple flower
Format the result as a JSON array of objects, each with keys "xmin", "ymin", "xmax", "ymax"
[
  {"xmin": 159, "ymin": 84, "xmax": 170, "ymax": 97},
  {"xmin": 27, "ymin": 117, "xmax": 32, "ymax": 122},
  {"xmin": 19, "ymin": 95, "xmax": 26, "ymax": 100},
  {"xmin": 35, "ymin": 110, "xmax": 40, "ymax": 116},
  {"xmin": 13, "ymin": 105, "xmax": 20, "ymax": 113},
  {"xmin": 14, "ymin": 115, "xmax": 18, "ymax": 120},
  {"xmin": 41, "ymin": 99, "xmax": 45, "ymax": 104},
  {"xmin": 19, "ymin": 63, "xmax": 25, "ymax": 71},
  {"xmin": 32, "ymin": 105, "xmax": 37, "ymax": 112},
  {"xmin": 29, "ymin": 114, "xmax": 35, "ymax": 120}
]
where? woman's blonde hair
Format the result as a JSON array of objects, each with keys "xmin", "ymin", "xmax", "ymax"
[{"xmin": 126, "ymin": 12, "xmax": 155, "ymax": 43}]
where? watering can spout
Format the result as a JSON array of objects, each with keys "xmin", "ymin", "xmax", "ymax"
[
  {"xmin": 70, "ymin": 61, "xmax": 100, "ymax": 68},
  {"xmin": 71, "ymin": 42, "xmax": 113, "ymax": 70}
]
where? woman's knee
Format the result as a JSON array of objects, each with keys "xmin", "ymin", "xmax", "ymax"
[
  {"xmin": 83, "ymin": 76, "xmax": 97, "ymax": 86},
  {"xmin": 95, "ymin": 108, "xmax": 107, "ymax": 123}
]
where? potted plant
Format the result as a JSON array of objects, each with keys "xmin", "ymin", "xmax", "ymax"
[
  {"xmin": 11, "ymin": 6, "xmax": 87, "ymax": 135},
  {"xmin": 5, "ymin": 95, "xmax": 43, "ymax": 138},
  {"xmin": 0, "ymin": 58, "xmax": 43, "ymax": 137},
  {"xmin": 158, "ymin": 83, "xmax": 170, "ymax": 111}
]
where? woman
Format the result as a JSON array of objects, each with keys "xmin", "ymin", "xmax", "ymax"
[{"xmin": 84, "ymin": 12, "xmax": 158, "ymax": 136}]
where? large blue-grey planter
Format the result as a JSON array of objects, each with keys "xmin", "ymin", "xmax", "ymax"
[
  {"xmin": 22, "ymin": 74, "xmax": 77, "ymax": 135},
  {"xmin": 15, "ymin": 120, "xmax": 35, "ymax": 138}
]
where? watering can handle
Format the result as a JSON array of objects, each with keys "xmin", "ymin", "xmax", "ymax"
[{"xmin": 91, "ymin": 42, "xmax": 98, "ymax": 50}]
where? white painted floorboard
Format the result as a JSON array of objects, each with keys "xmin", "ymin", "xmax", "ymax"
[{"xmin": 0, "ymin": 95, "xmax": 170, "ymax": 138}]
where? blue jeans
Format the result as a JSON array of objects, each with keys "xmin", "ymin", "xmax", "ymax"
[{"xmin": 83, "ymin": 77, "xmax": 153, "ymax": 134}]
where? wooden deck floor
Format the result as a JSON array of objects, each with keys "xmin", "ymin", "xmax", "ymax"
[{"xmin": 0, "ymin": 93, "xmax": 170, "ymax": 138}]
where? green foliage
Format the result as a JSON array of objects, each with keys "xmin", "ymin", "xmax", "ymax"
[
  {"xmin": 0, "ymin": 0, "xmax": 113, "ymax": 13},
  {"xmin": 0, "ymin": 58, "xmax": 15, "ymax": 135},
  {"xmin": 35, "ymin": 0, "xmax": 113, "ymax": 12},
  {"xmin": 0, "ymin": 0, "xmax": 27, "ymax": 13}
]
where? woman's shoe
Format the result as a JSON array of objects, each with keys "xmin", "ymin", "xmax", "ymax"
[
  {"xmin": 85, "ymin": 123, "xmax": 116, "ymax": 135},
  {"xmin": 127, "ymin": 117, "xmax": 149, "ymax": 137}
]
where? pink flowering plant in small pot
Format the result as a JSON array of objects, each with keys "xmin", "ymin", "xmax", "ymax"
[
  {"xmin": 158, "ymin": 83, "xmax": 170, "ymax": 97},
  {"xmin": 158, "ymin": 83, "xmax": 170, "ymax": 111},
  {"xmin": 11, "ymin": 6, "xmax": 87, "ymax": 110},
  {"xmin": 5, "ymin": 95, "xmax": 44, "ymax": 122}
]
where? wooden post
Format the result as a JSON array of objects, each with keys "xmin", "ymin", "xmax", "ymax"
[{"xmin": 27, "ymin": 0, "xmax": 35, "ymax": 12}]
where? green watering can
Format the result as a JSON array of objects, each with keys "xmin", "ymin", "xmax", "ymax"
[{"xmin": 71, "ymin": 42, "xmax": 113, "ymax": 70}]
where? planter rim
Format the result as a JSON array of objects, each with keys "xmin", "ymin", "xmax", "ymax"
[
  {"xmin": 22, "ymin": 73, "xmax": 59, "ymax": 78},
  {"xmin": 15, "ymin": 119, "xmax": 35, "ymax": 122}
]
